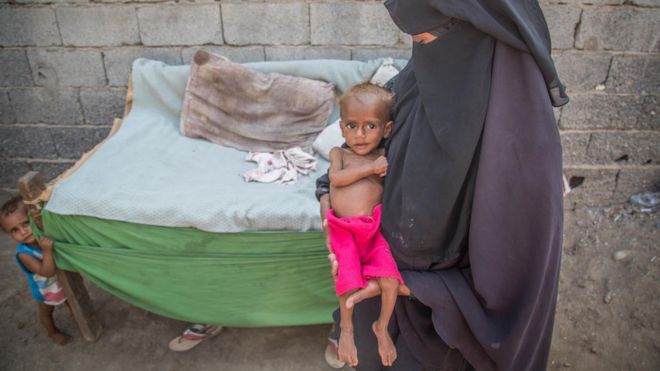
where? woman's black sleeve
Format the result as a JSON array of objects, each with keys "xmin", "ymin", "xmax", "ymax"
[{"xmin": 315, "ymin": 172, "xmax": 330, "ymax": 201}]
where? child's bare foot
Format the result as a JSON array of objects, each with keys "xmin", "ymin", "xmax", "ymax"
[
  {"xmin": 48, "ymin": 331, "xmax": 72, "ymax": 346},
  {"xmin": 338, "ymin": 329, "xmax": 359, "ymax": 367},
  {"xmin": 372, "ymin": 321, "xmax": 397, "ymax": 366}
]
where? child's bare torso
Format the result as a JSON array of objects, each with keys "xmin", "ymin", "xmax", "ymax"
[{"xmin": 330, "ymin": 148, "xmax": 384, "ymax": 218}]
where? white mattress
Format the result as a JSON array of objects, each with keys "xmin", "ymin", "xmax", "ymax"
[{"xmin": 46, "ymin": 57, "xmax": 405, "ymax": 232}]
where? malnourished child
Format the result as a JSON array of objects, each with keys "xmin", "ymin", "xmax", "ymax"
[
  {"xmin": 327, "ymin": 83, "xmax": 403, "ymax": 367},
  {"xmin": 1, "ymin": 196, "xmax": 70, "ymax": 345}
]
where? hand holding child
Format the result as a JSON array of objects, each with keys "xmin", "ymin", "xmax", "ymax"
[{"xmin": 372, "ymin": 156, "xmax": 388, "ymax": 177}]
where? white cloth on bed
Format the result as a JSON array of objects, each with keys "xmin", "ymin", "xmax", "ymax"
[
  {"xmin": 45, "ymin": 57, "xmax": 406, "ymax": 233},
  {"xmin": 242, "ymin": 147, "xmax": 317, "ymax": 185}
]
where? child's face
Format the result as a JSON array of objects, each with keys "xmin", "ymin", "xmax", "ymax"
[
  {"xmin": 1, "ymin": 207, "xmax": 35, "ymax": 245},
  {"xmin": 340, "ymin": 97, "xmax": 392, "ymax": 156}
]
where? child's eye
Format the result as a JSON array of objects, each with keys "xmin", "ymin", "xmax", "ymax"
[
  {"xmin": 367, "ymin": 123, "xmax": 376, "ymax": 129},
  {"xmin": 346, "ymin": 123, "xmax": 356, "ymax": 129}
]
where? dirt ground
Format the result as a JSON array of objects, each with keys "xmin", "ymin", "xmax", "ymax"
[
  {"xmin": 550, "ymin": 203, "xmax": 659, "ymax": 371},
  {"xmin": 0, "ymin": 202, "xmax": 657, "ymax": 370}
]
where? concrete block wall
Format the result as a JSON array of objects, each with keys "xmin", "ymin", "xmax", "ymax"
[{"xmin": 0, "ymin": 0, "xmax": 659, "ymax": 204}]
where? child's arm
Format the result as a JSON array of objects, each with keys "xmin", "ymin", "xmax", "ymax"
[
  {"xmin": 329, "ymin": 148, "xmax": 387, "ymax": 187},
  {"xmin": 17, "ymin": 237, "xmax": 56, "ymax": 277}
]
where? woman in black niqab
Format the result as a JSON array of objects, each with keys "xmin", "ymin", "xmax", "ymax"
[{"xmin": 324, "ymin": 1, "xmax": 568, "ymax": 370}]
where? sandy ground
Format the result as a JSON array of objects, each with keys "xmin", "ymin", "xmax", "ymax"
[
  {"xmin": 0, "ymin": 203, "xmax": 658, "ymax": 370},
  {"xmin": 0, "ymin": 232, "xmax": 336, "ymax": 371}
]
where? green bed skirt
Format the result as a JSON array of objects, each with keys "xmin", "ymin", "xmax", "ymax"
[{"xmin": 42, "ymin": 210, "xmax": 336, "ymax": 327}]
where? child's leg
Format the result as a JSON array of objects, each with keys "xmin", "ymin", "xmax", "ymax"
[
  {"xmin": 338, "ymin": 290, "xmax": 359, "ymax": 368},
  {"xmin": 372, "ymin": 277, "xmax": 399, "ymax": 366},
  {"xmin": 37, "ymin": 302, "xmax": 71, "ymax": 345}
]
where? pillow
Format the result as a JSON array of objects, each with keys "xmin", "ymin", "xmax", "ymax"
[
  {"xmin": 312, "ymin": 119, "xmax": 343, "ymax": 160},
  {"xmin": 180, "ymin": 50, "xmax": 335, "ymax": 153},
  {"xmin": 370, "ymin": 58, "xmax": 400, "ymax": 87}
]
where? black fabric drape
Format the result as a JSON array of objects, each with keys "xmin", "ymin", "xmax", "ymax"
[
  {"xmin": 322, "ymin": 2, "xmax": 565, "ymax": 370},
  {"xmin": 377, "ymin": 1, "xmax": 565, "ymax": 370}
]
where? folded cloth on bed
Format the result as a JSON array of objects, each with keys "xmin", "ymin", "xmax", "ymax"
[
  {"xmin": 242, "ymin": 147, "xmax": 317, "ymax": 185},
  {"xmin": 45, "ymin": 57, "xmax": 407, "ymax": 233}
]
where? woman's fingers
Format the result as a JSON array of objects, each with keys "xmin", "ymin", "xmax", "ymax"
[
  {"xmin": 323, "ymin": 219, "xmax": 333, "ymax": 252},
  {"xmin": 346, "ymin": 280, "xmax": 381, "ymax": 309},
  {"xmin": 328, "ymin": 253, "xmax": 338, "ymax": 282},
  {"xmin": 399, "ymin": 283, "xmax": 411, "ymax": 297}
]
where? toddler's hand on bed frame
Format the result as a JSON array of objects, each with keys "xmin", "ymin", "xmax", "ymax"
[{"xmin": 39, "ymin": 236, "xmax": 54, "ymax": 252}]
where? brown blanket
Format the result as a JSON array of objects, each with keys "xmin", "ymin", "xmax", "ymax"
[{"xmin": 180, "ymin": 50, "xmax": 335, "ymax": 153}]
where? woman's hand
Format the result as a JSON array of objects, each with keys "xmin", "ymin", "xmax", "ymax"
[
  {"xmin": 371, "ymin": 156, "xmax": 388, "ymax": 177},
  {"xmin": 412, "ymin": 32, "xmax": 438, "ymax": 44}
]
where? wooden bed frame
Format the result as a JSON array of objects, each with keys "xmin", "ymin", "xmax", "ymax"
[{"xmin": 17, "ymin": 79, "xmax": 134, "ymax": 341}]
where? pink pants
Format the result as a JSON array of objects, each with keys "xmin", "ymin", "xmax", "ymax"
[{"xmin": 327, "ymin": 204, "xmax": 403, "ymax": 296}]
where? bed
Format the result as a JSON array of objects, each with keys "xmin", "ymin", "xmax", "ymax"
[{"xmin": 21, "ymin": 56, "xmax": 407, "ymax": 341}]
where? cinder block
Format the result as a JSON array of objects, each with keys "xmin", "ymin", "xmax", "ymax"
[
  {"xmin": 399, "ymin": 31, "xmax": 413, "ymax": 48},
  {"xmin": 588, "ymin": 131, "xmax": 660, "ymax": 166},
  {"xmin": 0, "ymin": 126, "xmax": 58, "ymax": 159},
  {"xmin": 615, "ymin": 168, "xmax": 660, "ymax": 203},
  {"xmin": 265, "ymin": 47, "xmax": 350, "ymax": 61},
  {"xmin": 80, "ymin": 88, "xmax": 126, "ymax": 125},
  {"xmin": 541, "ymin": 1, "xmax": 621, "ymax": 4},
  {"xmin": 351, "ymin": 48, "xmax": 411, "ymax": 61},
  {"xmin": 223, "ymin": 3, "xmax": 309, "ymax": 45},
  {"xmin": 28, "ymin": 49, "xmax": 105, "ymax": 87},
  {"xmin": 28, "ymin": 161, "xmax": 75, "ymax": 184},
  {"xmin": 311, "ymin": 3, "xmax": 399, "ymax": 46},
  {"xmin": 0, "ymin": 158, "xmax": 76, "ymax": 190},
  {"xmin": 0, "ymin": 8, "xmax": 60, "ymax": 46},
  {"xmin": 629, "ymin": 0, "xmax": 660, "ymax": 6},
  {"xmin": 104, "ymin": 47, "xmax": 183, "ymax": 86},
  {"xmin": 576, "ymin": 7, "xmax": 660, "ymax": 52},
  {"xmin": 137, "ymin": 5, "xmax": 222, "ymax": 46},
  {"xmin": 0, "ymin": 159, "xmax": 31, "ymax": 189},
  {"xmin": 9, "ymin": 88, "xmax": 83, "ymax": 124},
  {"xmin": 561, "ymin": 131, "xmax": 590, "ymax": 166},
  {"xmin": 0, "ymin": 90, "xmax": 15, "ymax": 124},
  {"xmin": 57, "ymin": 6, "xmax": 140, "ymax": 47},
  {"xmin": 540, "ymin": 4, "xmax": 581, "ymax": 49},
  {"xmin": 553, "ymin": 52, "xmax": 611, "ymax": 92},
  {"xmin": 606, "ymin": 54, "xmax": 660, "ymax": 94},
  {"xmin": 183, "ymin": 47, "xmax": 265, "ymax": 64},
  {"xmin": 0, "ymin": 49, "xmax": 33, "ymax": 86},
  {"xmin": 560, "ymin": 94, "xmax": 658, "ymax": 130},
  {"xmin": 49, "ymin": 127, "xmax": 111, "ymax": 159},
  {"xmin": 94, "ymin": 0, "xmax": 164, "ymax": 2},
  {"xmin": 562, "ymin": 131, "xmax": 660, "ymax": 166},
  {"xmin": 563, "ymin": 167, "xmax": 617, "ymax": 207}
]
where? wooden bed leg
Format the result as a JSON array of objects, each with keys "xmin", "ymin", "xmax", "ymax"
[
  {"xmin": 18, "ymin": 171, "xmax": 103, "ymax": 342},
  {"xmin": 56, "ymin": 270, "xmax": 103, "ymax": 341}
]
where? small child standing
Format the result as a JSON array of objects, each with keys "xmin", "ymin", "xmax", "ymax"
[
  {"xmin": 327, "ymin": 83, "xmax": 403, "ymax": 367},
  {"xmin": 1, "ymin": 196, "xmax": 70, "ymax": 345}
]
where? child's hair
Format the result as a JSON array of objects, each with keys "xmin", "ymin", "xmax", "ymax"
[
  {"xmin": 1, "ymin": 195, "xmax": 23, "ymax": 222},
  {"xmin": 339, "ymin": 83, "xmax": 394, "ymax": 122}
]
